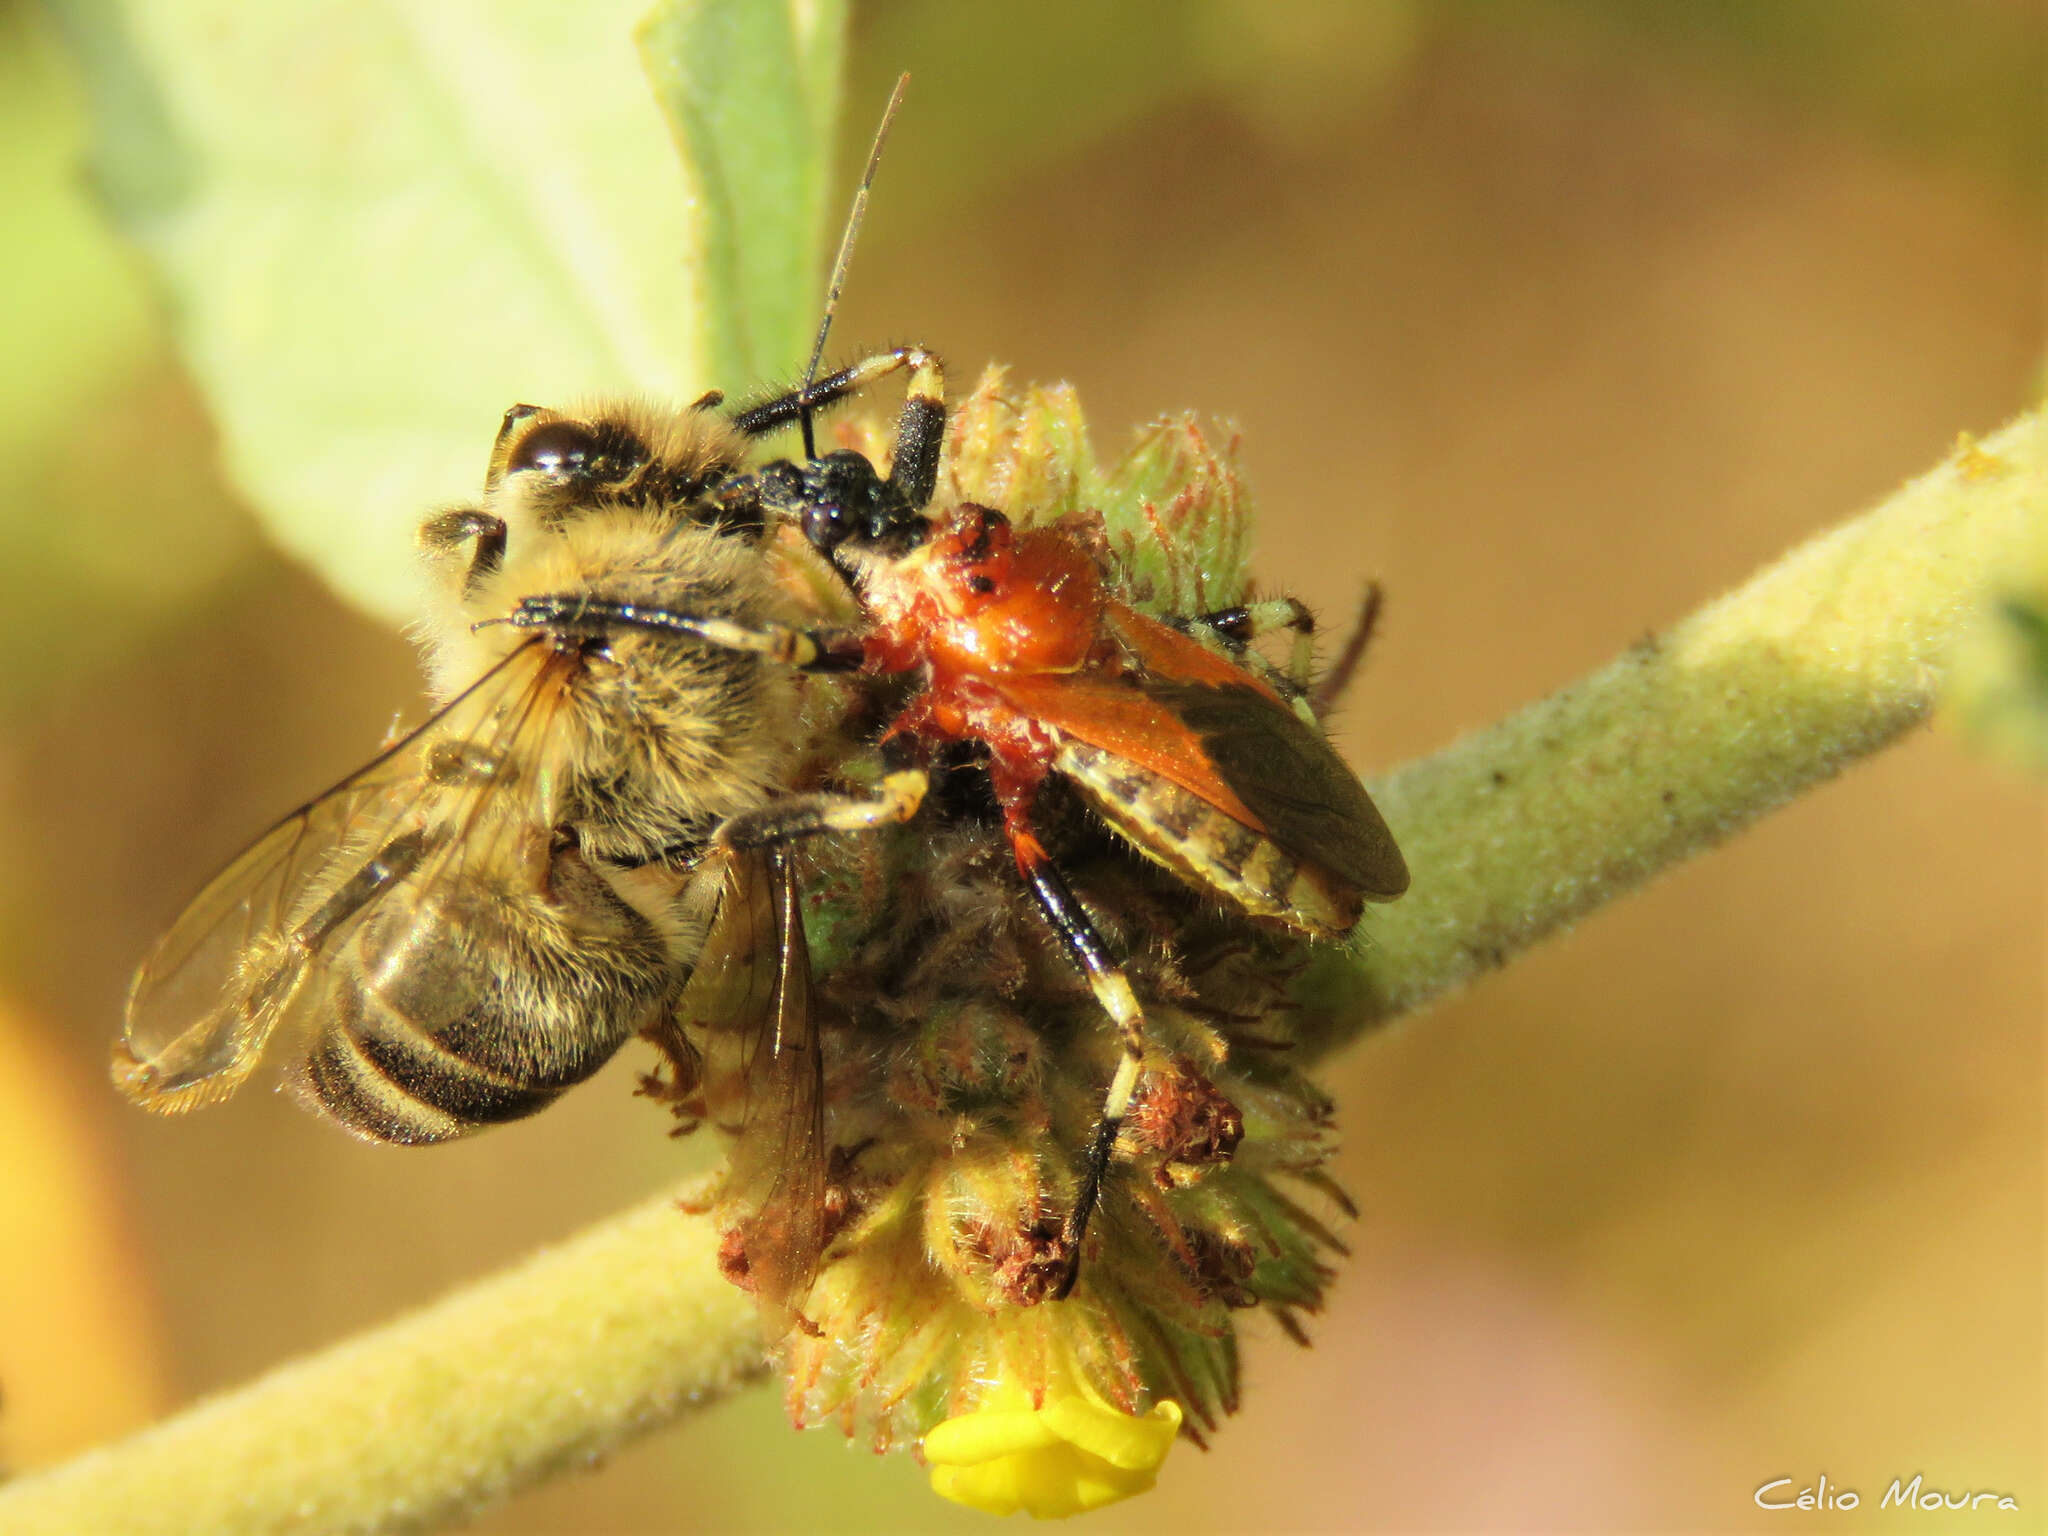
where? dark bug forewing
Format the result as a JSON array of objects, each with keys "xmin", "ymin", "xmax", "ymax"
[
  {"xmin": 117, "ymin": 639, "xmax": 569, "ymax": 1111},
  {"xmin": 680, "ymin": 844, "xmax": 828, "ymax": 1324},
  {"xmin": 1151, "ymin": 677, "xmax": 1410, "ymax": 901}
]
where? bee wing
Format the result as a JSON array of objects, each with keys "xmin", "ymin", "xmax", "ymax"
[
  {"xmin": 682, "ymin": 843, "xmax": 828, "ymax": 1322},
  {"xmin": 117, "ymin": 639, "xmax": 570, "ymax": 1111}
]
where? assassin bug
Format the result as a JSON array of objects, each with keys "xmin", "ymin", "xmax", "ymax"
[
  {"xmin": 775, "ymin": 419, "xmax": 1410, "ymax": 1294},
  {"xmin": 677, "ymin": 268, "xmax": 1411, "ymax": 1289}
]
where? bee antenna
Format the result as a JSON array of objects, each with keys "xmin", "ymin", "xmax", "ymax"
[{"xmin": 798, "ymin": 70, "xmax": 910, "ymax": 462}]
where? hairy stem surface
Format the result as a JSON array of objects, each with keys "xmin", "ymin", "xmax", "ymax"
[{"xmin": 0, "ymin": 1183, "xmax": 758, "ymax": 1535}]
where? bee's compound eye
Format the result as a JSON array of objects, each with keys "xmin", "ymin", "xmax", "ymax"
[{"xmin": 506, "ymin": 420, "xmax": 603, "ymax": 480}]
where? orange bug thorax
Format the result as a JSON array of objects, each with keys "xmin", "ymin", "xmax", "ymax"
[
  {"xmin": 855, "ymin": 504, "xmax": 1128, "ymax": 865},
  {"xmin": 859, "ymin": 505, "xmax": 1112, "ymax": 685}
]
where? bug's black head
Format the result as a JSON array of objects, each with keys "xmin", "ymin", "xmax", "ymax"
[{"xmin": 759, "ymin": 450, "xmax": 928, "ymax": 562}]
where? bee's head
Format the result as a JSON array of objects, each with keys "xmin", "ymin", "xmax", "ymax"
[
  {"xmin": 488, "ymin": 407, "xmax": 650, "ymax": 514},
  {"xmin": 421, "ymin": 399, "xmax": 761, "ymax": 607},
  {"xmin": 485, "ymin": 400, "xmax": 761, "ymax": 532}
]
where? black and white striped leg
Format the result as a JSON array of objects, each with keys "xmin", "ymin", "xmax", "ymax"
[
  {"xmin": 728, "ymin": 346, "xmax": 949, "ymax": 508},
  {"xmin": 715, "ymin": 769, "xmax": 929, "ymax": 852},
  {"xmin": 1008, "ymin": 831, "xmax": 1151, "ymax": 1300},
  {"xmin": 486, "ymin": 594, "xmax": 867, "ymax": 673}
]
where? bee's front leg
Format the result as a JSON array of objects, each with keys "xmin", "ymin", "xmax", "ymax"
[{"xmin": 418, "ymin": 508, "xmax": 509, "ymax": 594}]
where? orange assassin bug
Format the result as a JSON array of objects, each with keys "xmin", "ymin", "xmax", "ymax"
[{"xmin": 775, "ymin": 420, "xmax": 1411, "ymax": 1293}]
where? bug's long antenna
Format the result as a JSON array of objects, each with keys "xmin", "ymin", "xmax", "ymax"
[{"xmin": 798, "ymin": 71, "xmax": 910, "ymax": 462}]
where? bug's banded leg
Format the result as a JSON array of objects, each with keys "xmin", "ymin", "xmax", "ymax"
[
  {"xmin": 488, "ymin": 595, "xmax": 867, "ymax": 673},
  {"xmin": 714, "ymin": 770, "xmax": 929, "ymax": 852},
  {"xmin": 728, "ymin": 346, "xmax": 948, "ymax": 510},
  {"xmin": 1002, "ymin": 824, "xmax": 1151, "ymax": 1300},
  {"xmin": 1313, "ymin": 583, "xmax": 1384, "ymax": 713},
  {"xmin": 1183, "ymin": 596, "xmax": 1318, "ymax": 695}
]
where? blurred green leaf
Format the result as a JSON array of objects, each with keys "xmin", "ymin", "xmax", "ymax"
[
  {"xmin": 50, "ymin": 0, "xmax": 844, "ymax": 627},
  {"xmin": 846, "ymin": 0, "xmax": 2039, "ymax": 230},
  {"xmin": 639, "ymin": 0, "xmax": 846, "ymax": 391},
  {"xmin": 0, "ymin": 5, "xmax": 253, "ymax": 709},
  {"xmin": 0, "ymin": 5, "xmax": 153, "ymax": 449}
]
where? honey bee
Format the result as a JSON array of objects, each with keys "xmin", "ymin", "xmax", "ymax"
[
  {"xmin": 113, "ymin": 381, "xmax": 943, "ymax": 1303},
  {"xmin": 117, "ymin": 80, "xmax": 931, "ymax": 1317}
]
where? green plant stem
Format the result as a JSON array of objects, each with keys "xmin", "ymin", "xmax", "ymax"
[
  {"xmin": 0, "ymin": 413, "xmax": 2037, "ymax": 1533},
  {"xmin": 0, "ymin": 1182, "xmax": 757, "ymax": 1535}
]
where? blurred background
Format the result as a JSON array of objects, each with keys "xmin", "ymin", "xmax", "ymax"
[{"xmin": 1, "ymin": 0, "xmax": 2041, "ymax": 1529}]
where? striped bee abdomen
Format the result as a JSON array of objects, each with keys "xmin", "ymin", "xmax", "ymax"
[{"xmin": 296, "ymin": 850, "xmax": 675, "ymax": 1144}]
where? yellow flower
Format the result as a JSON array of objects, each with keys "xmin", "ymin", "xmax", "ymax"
[{"xmin": 924, "ymin": 1376, "xmax": 1184, "ymax": 1519}]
